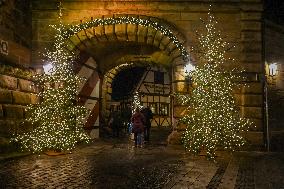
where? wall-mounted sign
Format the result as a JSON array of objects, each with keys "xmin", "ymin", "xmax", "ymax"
[
  {"xmin": 0, "ymin": 40, "xmax": 8, "ymax": 55},
  {"xmin": 143, "ymin": 83, "xmax": 170, "ymax": 94}
]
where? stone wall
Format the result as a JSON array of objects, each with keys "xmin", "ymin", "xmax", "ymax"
[
  {"xmin": 0, "ymin": 0, "xmax": 34, "ymax": 153},
  {"xmin": 0, "ymin": 0, "xmax": 32, "ymax": 67},
  {"xmin": 0, "ymin": 66, "xmax": 38, "ymax": 153},
  {"xmin": 32, "ymin": 0, "xmax": 264, "ymax": 147}
]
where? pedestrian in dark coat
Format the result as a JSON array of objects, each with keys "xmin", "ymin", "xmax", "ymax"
[
  {"xmin": 131, "ymin": 108, "xmax": 145, "ymax": 147},
  {"xmin": 109, "ymin": 111, "xmax": 122, "ymax": 138},
  {"xmin": 141, "ymin": 107, "xmax": 153, "ymax": 142}
]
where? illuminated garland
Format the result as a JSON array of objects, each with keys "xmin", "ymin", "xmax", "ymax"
[
  {"xmin": 62, "ymin": 17, "xmax": 189, "ymax": 61},
  {"xmin": 104, "ymin": 62, "xmax": 134, "ymax": 80},
  {"xmin": 177, "ymin": 11, "xmax": 253, "ymax": 159}
]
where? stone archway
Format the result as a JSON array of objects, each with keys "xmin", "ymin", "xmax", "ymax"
[{"xmin": 60, "ymin": 15, "xmax": 191, "ymax": 137}]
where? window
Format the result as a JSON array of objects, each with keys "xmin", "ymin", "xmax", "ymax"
[
  {"xmin": 148, "ymin": 102, "xmax": 169, "ymax": 116},
  {"xmin": 149, "ymin": 102, "xmax": 157, "ymax": 114},
  {"xmin": 154, "ymin": 71, "xmax": 164, "ymax": 84},
  {"xmin": 159, "ymin": 103, "xmax": 169, "ymax": 116}
]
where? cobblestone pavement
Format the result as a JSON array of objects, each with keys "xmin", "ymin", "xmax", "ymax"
[{"xmin": 0, "ymin": 130, "xmax": 283, "ymax": 188}]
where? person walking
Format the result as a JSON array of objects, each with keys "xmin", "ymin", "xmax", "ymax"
[
  {"xmin": 109, "ymin": 110, "xmax": 122, "ymax": 138},
  {"xmin": 131, "ymin": 108, "xmax": 145, "ymax": 147},
  {"xmin": 141, "ymin": 106, "xmax": 153, "ymax": 142}
]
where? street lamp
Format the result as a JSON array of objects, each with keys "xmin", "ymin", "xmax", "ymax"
[
  {"xmin": 268, "ymin": 63, "xmax": 278, "ymax": 77},
  {"xmin": 43, "ymin": 63, "xmax": 53, "ymax": 75},
  {"xmin": 184, "ymin": 63, "xmax": 195, "ymax": 89},
  {"xmin": 184, "ymin": 63, "xmax": 195, "ymax": 75}
]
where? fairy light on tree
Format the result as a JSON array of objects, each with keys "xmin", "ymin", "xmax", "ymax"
[
  {"xmin": 132, "ymin": 91, "xmax": 143, "ymax": 113},
  {"xmin": 176, "ymin": 9, "xmax": 253, "ymax": 159},
  {"xmin": 12, "ymin": 2, "xmax": 90, "ymax": 153}
]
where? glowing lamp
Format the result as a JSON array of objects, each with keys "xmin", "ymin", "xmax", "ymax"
[
  {"xmin": 184, "ymin": 63, "xmax": 195, "ymax": 74},
  {"xmin": 43, "ymin": 63, "xmax": 53, "ymax": 75},
  {"xmin": 269, "ymin": 63, "xmax": 277, "ymax": 76}
]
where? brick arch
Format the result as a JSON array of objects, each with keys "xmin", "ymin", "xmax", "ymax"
[
  {"xmin": 63, "ymin": 15, "xmax": 192, "ymax": 103},
  {"xmin": 61, "ymin": 15, "xmax": 190, "ymax": 63}
]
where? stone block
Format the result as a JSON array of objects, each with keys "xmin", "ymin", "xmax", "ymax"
[
  {"xmin": 241, "ymin": 31, "xmax": 261, "ymax": 42},
  {"xmin": 175, "ymin": 82, "xmax": 189, "ymax": 93},
  {"xmin": 241, "ymin": 21, "xmax": 261, "ymax": 31},
  {"xmin": 240, "ymin": 62, "xmax": 263, "ymax": 73},
  {"xmin": 104, "ymin": 23, "xmax": 115, "ymax": 37},
  {"xmin": 137, "ymin": 24, "xmax": 148, "ymax": 43},
  {"xmin": 236, "ymin": 94, "xmax": 263, "ymax": 106},
  {"xmin": 30, "ymin": 94, "xmax": 39, "ymax": 104},
  {"xmin": 0, "ymin": 89, "xmax": 13, "ymax": 104},
  {"xmin": 76, "ymin": 30, "xmax": 89, "ymax": 43},
  {"xmin": 180, "ymin": 12, "xmax": 201, "ymax": 21},
  {"xmin": 240, "ymin": 3, "xmax": 263, "ymax": 11},
  {"xmin": 12, "ymin": 91, "xmax": 31, "ymax": 105},
  {"xmin": 18, "ymin": 79, "xmax": 33, "ymax": 92},
  {"xmin": 241, "ymin": 12, "xmax": 262, "ymax": 21},
  {"xmin": 114, "ymin": 21, "xmax": 127, "ymax": 41},
  {"xmin": 127, "ymin": 22, "xmax": 137, "ymax": 42},
  {"xmin": 242, "ymin": 106, "xmax": 262, "ymax": 119},
  {"xmin": 154, "ymin": 12, "xmax": 181, "ymax": 22},
  {"xmin": 234, "ymin": 94, "xmax": 242, "ymax": 106},
  {"xmin": 0, "ymin": 120, "xmax": 18, "ymax": 137},
  {"xmin": 241, "ymin": 52, "xmax": 262, "ymax": 62},
  {"xmin": 69, "ymin": 35, "xmax": 81, "ymax": 49},
  {"xmin": 3, "ymin": 105, "xmax": 24, "ymax": 119},
  {"xmin": 248, "ymin": 118, "xmax": 263, "ymax": 131},
  {"xmin": 176, "ymin": 122, "xmax": 187, "ymax": 131},
  {"xmin": 146, "ymin": 26, "xmax": 156, "ymax": 45},
  {"xmin": 242, "ymin": 82, "xmax": 263, "ymax": 94},
  {"xmin": 84, "ymin": 27, "xmax": 94, "ymax": 40},
  {"xmin": 153, "ymin": 32, "xmax": 163, "ymax": 48},
  {"xmin": 38, "ymin": 24, "xmax": 57, "ymax": 41},
  {"xmin": 0, "ymin": 75, "xmax": 18, "ymax": 90},
  {"xmin": 243, "ymin": 94, "xmax": 263, "ymax": 106},
  {"xmin": 243, "ymin": 131, "xmax": 264, "ymax": 145}
]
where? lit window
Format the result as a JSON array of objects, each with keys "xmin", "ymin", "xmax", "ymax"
[{"xmin": 159, "ymin": 103, "xmax": 169, "ymax": 116}]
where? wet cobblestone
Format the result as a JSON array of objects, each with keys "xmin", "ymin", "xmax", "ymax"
[
  {"xmin": 0, "ymin": 142, "xmax": 184, "ymax": 189},
  {"xmin": 0, "ymin": 132, "xmax": 283, "ymax": 189},
  {"xmin": 234, "ymin": 157, "xmax": 255, "ymax": 189},
  {"xmin": 207, "ymin": 157, "xmax": 229, "ymax": 189}
]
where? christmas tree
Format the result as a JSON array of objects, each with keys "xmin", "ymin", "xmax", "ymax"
[
  {"xmin": 132, "ymin": 91, "xmax": 143, "ymax": 113},
  {"xmin": 12, "ymin": 7, "xmax": 90, "ymax": 153},
  {"xmin": 177, "ymin": 11, "xmax": 252, "ymax": 159}
]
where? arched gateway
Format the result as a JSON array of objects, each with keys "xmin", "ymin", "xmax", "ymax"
[
  {"xmin": 58, "ymin": 15, "xmax": 190, "ymax": 137},
  {"xmin": 31, "ymin": 1, "xmax": 264, "ymax": 146}
]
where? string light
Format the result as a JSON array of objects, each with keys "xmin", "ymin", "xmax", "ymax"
[
  {"xmin": 132, "ymin": 91, "xmax": 143, "ymax": 113},
  {"xmin": 61, "ymin": 17, "xmax": 189, "ymax": 62},
  {"xmin": 176, "ymin": 11, "xmax": 253, "ymax": 159},
  {"xmin": 12, "ymin": 4, "xmax": 90, "ymax": 153}
]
